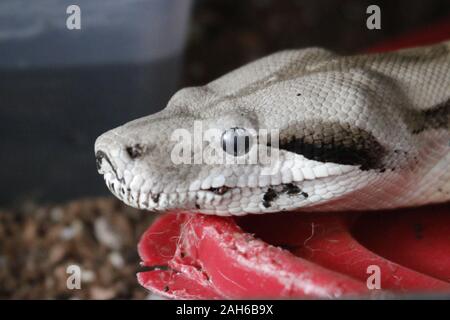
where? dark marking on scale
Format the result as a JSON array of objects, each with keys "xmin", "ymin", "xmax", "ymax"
[
  {"xmin": 263, "ymin": 183, "xmax": 308, "ymax": 208},
  {"xmin": 283, "ymin": 183, "xmax": 309, "ymax": 198},
  {"xmin": 262, "ymin": 188, "xmax": 278, "ymax": 208},
  {"xmin": 278, "ymin": 121, "xmax": 386, "ymax": 170},
  {"xmin": 410, "ymin": 98, "xmax": 450, "ymax": 134},
  {"xmin": 151, "ymin": 193, "xmax": 160, "ymax": 204}
]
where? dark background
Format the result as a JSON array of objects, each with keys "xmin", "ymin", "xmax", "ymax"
[{"xmin": 182, "ymin": 0, "xmax": 450, "ymax": 85}]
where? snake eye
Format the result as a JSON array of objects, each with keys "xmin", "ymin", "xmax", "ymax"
[{"xmin": 221, "ymin": 127, "xmax": 252, "ymax": 156}]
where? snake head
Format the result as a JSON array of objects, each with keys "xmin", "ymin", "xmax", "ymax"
[
  {"xmin": 96, "ymin": 45, "xmax": 450, "ymax": 215},
  {"xmin": 94, "ymin": 81, "xmax": 392, "ymax": 215}
]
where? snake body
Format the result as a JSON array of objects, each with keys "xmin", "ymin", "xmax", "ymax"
[{"xmin": 95, "ymin": 42, "xmax": 450, "ymax": 216}]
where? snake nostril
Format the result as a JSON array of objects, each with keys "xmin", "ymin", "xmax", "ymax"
[{"xmin": 126, "ymin": 144, "xmax": 145, "ymax": 159}]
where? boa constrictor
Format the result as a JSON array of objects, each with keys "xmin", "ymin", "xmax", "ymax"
[{"xmin": 95, "ymin": 41, "xmax": 450, "ymax": 216}]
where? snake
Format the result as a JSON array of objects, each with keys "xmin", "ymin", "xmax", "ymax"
[{"xmin": 95, "ymin": 41, "xmax": 450, "ymax": 216}]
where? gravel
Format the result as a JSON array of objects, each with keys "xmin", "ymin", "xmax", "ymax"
[{"xmin": 0, "ymin": 197, "xmax": 157, "ymax": 299}]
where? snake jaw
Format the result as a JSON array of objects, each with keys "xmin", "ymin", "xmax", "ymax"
[
  {"xmin": 98, "ymin": 156, "xmax": 365, "ymax": 216},
  {"xmin": 95, "ymin": 123, "xmax": 369, "ymax": 215}
]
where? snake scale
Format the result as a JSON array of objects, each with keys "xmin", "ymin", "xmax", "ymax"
[{"xmin": 95, "ymin": 41, "xmax": 450, "ymax": 216}]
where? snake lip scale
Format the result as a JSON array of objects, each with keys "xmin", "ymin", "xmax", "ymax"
[{"xmin": 95, "ymin": 41, "xmax": 450, "ymax": 216}]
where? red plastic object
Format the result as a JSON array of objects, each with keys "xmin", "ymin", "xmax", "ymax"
[
  {"xmin": 138, "ymin": 205, "xmax": 450, "ymax": 299},
  {"xmin": 137, "ymin": 17, "xmax": 450, "ymax": 299},
  {"xmin": 138, "ymin": 212, "xmax": 369, "ymax": 299},
  {"xmin": 366, "ymin": 18, "xmax": 450, "ymax": 53}
]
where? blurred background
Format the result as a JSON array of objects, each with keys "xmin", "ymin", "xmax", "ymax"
[{"xmin": 0, "ymin": 0, "xmax": 449, "ymax": 299}]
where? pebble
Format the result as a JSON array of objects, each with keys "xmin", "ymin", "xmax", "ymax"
[
  {"xmin": 109, "ymin": 251, "xmax": 125, "ymax": 269},
  {"xmin": 94, "ymin": 217, "xmax": 123, "ymax": 250}
]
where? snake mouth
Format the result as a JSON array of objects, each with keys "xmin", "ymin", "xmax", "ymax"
[
  {"xmin": 95, "ymin": 150, "xmax": 109, "ymax": 172},
  {"xmin": 203, "ymin": 186, "xmax": 231, "ymax": 195},
  {"xmin": 102, "ymin": 173, "xmax": 162, "ymax": 211},
  {"xmin": 100, "ymin": 162, "xmax": 362, "ymax": 215},
  {"xmin": 95, "ymin": 150, "xmax": 125, "ymax": 184}
]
